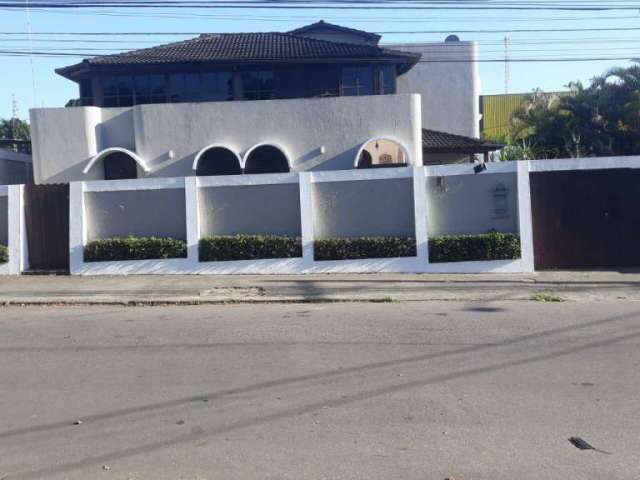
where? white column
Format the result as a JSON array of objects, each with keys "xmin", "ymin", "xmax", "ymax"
[
  {"xmin": 412, "ymin": 166, "xmax": 429, "ymax": 263},
  {"xmin": 7, "ymin": 184, "xmax": 25, "ymax": 275},
  {"xmin": 184, "ymin": 176, "xmax": 200, "ymax": 267},
  {"xmin": 69, "ymin": 181, "xmax": 86, "ymax": 275},
  {"xmin": 517, "ymin": 160, "xmax": 535, "ymax": 272},
  {"xmin": 298, "ymin": 172, "xmax": 315, "ymax": 269}
]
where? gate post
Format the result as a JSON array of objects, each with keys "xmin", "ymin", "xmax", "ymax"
[
  {"xmin": 184, "ymin": 176, "xmax": 200, "ymax": 268},
  {"xmin": 298, "ymin": 172, "xmax": 315, "ymax": 270},
  {"xmin": 412, "ymin": 166, "xmax": 429, "ymax": 265},
  {"xmin": 7, "ymin": 184, "xmax": 27, "ymax": 274},
  {"xmin": 517, "ymin": 160, "xmax": 535, "ymax": 272},
  {"xmin": 69, "ymin": 181, "xmax": 86, "ymax": 275}
]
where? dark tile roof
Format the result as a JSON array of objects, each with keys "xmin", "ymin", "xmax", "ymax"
[
  {"xmin": 422, "ymin": 128, "xmax": 504, "ymax": 154},
  {"xmin": 56, "ymin": 31, "xmax": 419, "ymax": 79},
  {"xmin": 288, "ymin": 20, "xmax": 382, "ymax": 42}
]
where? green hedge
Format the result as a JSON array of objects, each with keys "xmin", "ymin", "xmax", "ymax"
[
  {"xmin": 84, "ymin": 236, "xmax": 187, "ymax": 262},
  {"xmin": 0, "ymin": 245, "xmax": 7, "ymax": 264},
  {"xmin": 314, "ymin": 237, "xmax": 417, "ymax": 261},
  {"xmin": 199, "ymin": 235, "xmax": 302, "ymax": 262},
  {"xmin": 428, "ymin": 232, "xmax": 521, "ymax": 263}
]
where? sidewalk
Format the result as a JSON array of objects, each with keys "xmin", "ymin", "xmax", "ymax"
[{"xmin": 1, "ymin": 271, "xmax": 640, "ymax": 305}]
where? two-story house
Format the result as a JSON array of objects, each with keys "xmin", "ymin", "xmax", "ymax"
[{"xmin": 30, "ymin": 21, "xmax": 500, "ymax": 184}]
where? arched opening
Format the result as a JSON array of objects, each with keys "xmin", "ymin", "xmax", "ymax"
[
  {"xmin": 355, "ymin": 138, "xmax": 409, "ymax": 169},
  {"xmin": 102, "ymin": 151, "xmax": 139, "ymax": 180},
  {"xmin": 244, "ymin": 144, "xmax": 290, "ymax": 175},
  {"xmin": 194, "ymin": 146, "xmax": 242, "ymax": 176},
  {"xmin": 84, "ymin": 147, "xmax": 148, "ymax": 180}
]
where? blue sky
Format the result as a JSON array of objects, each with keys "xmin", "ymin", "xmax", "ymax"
[{"xmin": 1, "ymin": 2, "xmax": 639, "ymax": 120}]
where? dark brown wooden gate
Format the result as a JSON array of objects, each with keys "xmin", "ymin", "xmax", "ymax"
[
  {"xmin": 530, "ymin": 168, "xmax": 640, "ymax": 270},
  {"xmin": 24, "ymin": 184, "xmax": 70, "ymax": 272}
]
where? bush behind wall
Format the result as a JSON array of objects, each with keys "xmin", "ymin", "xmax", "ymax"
[
  {"xmin": 313, "ymin": 233, "xmax": 520, "ymax": 262},
  {"xmin": 314, "ymin": 237, "xmax": 417, "ymax": 261},
  {"xmin": 200, "ymin": 235, "xmax": 302, "ymax": 262},
  {"xmin": 429, "ymin": 232, "xmax": 521, "ymax": 263},
  {"xmin": 84, "ymin": 236, "xmax": 187, "ymax": 262},
  {"xmin": 0, "ymin": 244, "xmax": 7, "ymax": 264}
]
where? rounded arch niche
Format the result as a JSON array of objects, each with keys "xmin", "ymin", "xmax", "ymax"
[
  {"xmin": 243, "ymin": 143, "xmax": 291, "ymax": 175},
  {"xmin": 355, "ymin": 138, "xmax": 410, "ymax": 169},
  {"xmin": 84, "ymin": 147, "xmax": 148, "ymax": 180},
  {"xmin": 193, "ymin": 145, "xmax": 242, "ymax": 176}
]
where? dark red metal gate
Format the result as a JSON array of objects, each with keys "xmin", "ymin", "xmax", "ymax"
[
  {"xmin": 530, "ymin": 168, "xmax": 640, "ymax": 270},
  {"xmin": 24, "ymin": 184, "xmax": 70, "ymax": 272}
]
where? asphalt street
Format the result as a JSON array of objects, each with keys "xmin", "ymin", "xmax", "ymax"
[{"xmin": 1, "ymin": 301, "xmax": 639, "ymax": 479}]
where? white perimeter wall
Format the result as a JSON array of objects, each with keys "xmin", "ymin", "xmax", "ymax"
[
  {"xmin": 30, "ymin": 94, "xmax": 422, "ymax": 185},
  {"xmin": 68, "ymin": 163, "xmax": 535, "ymax": 275},
  {"xmin": 426, "ymin": 172, "xmax": 519, "ymax": 236},
  {"xmin": 393, "ymin": 41, "xmax": 480, "ymax": 138}
]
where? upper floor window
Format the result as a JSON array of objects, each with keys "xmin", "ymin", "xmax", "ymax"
[
  {"xmin": 341, "ymin": 66, "xmax": 374, "ymax": 96},
  {"xmin": 381, "ymin": 65, "xmax": 397, "ymax": 94},
  {"xmin": 103, "ymin": 75, "xmax": 134, "ymax": 107},
  {"xmin": 99, "ymin": 72, "xmax": 232, "ymax": 107},
  {"xmin": 202, "ymin": 72, "xmax": 233, "ymax": 101},
  {"xmin": 242, "ymin": 70, "xmax": 275, "ymax": 100},
  {"xmin": 79, "ymin": 79, "xmax": 93, "ymax": 106}
]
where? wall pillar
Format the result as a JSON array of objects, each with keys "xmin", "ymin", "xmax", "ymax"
[
  {"xmin": 7, "ymin": 184, "xmax": 26, "ymax": 274},
  {"xmin": 69, "ymin": 181, "xmax": 86, "ymax": 275},
  {"xmin": 517, "ymin": 160, "xmax": 535, "ymax": 272},
  {"xmin": 298, "ymin": 172, "xmax": 315, "ymax": 268},
  {"xmin": 412, "ymin": 166, "xmax": 429, "ymax": 263},
  {"xmin": 184, "ymin": 176, "xmax": 200, "ymax": 267}
]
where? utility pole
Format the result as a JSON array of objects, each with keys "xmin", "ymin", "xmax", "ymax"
[
  {"xmin": 25, "ymin": 0, "xmax": 37, "ymax": 108},
  {"xmin": 11, "ymin": 94, "xmax": 19, "ymax": 139},
  {"xmin": 504, "ymin": 36, "xmax": 511, "ymax": 95}
]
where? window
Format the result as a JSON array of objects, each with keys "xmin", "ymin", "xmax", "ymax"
[
  {"xmin": 202, "ymin": 72, "xmax": 233, "ymax": 101},
  {"xmin": 134, "ymin": 75, "xmax": 151, "ymax": 105},
  {"xmin": 79, "ymin": 79, "xmax": 93, "ymax": 106},
  {"xmin": 184, "ymin": 74, "xmax": 201, "ymax": 102},
  {"xmin": 150, "ymin": 74, "xmax": 167, "ymax": 103},
  {"xmin": 341, "ymin": 66, "xmax": 374, "ymax": 96},
  {"xmin": 242, "ymin": 70, "xmax": 275, "ymax": 100},
  {"xmin": 381, "ymin": 65, "xmax": 396, "ymax": 94},
  {"xmin": 102, "ymin": 76, "xmax": 119, "ymax": 107},
  {"xmin": 115, "ymin": 76, "xmax": 134, "ymax": 107},
  {"xmin": 169, "ymin": 74, "xmax": 186, "ymax": 103}
]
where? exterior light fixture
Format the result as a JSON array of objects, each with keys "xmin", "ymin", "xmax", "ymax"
[{"xmin": 473, "ymin": 163, "xmax": 487, "ymax": 174}]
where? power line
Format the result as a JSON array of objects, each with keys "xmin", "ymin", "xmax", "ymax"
[{"xmin": 2, "ymin": 0, "xmax": 640, "ymax": 10}]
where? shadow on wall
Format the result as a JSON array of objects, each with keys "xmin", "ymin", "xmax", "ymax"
[
  {"xmin": 97, "ymin": 109, "xmax": 135, "ymax": 151},
  {"xmin": 296, "ymin": 145, "xmax": 363, "ymax": 172}
]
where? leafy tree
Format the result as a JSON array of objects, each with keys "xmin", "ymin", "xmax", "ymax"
[
  {"xmin": 65, "ymin": 98, "xmax": 81, "ymax": 107},
  {"xmin": 0, "ymin": 117, "xmax": 30, "ymax": 140},
  {"xmin": 507, "ymin": 62, "xmax": 640, "ymax": 158}
]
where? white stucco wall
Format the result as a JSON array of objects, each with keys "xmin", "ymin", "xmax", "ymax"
[
  {"xmin": 426, "ymin": 172, "xmax": 518, "ymax": 236},
  {"xmin": 392, "ymin": 41, "xmax": 480, "ymax": 138},
  {"xmin": 199, "ymin": 183, "xmax": 302, "ymax": 237},
  {"xmin": 313, "ymin": 177, "xmax": 416, "ymax": 238},
  {"xmin": 85, "ymin": 188, "xmax": 187, "ymax": 241},
  {"xmin": 30, "ymin": 94, "xmax": 422, "ymax": 185}
]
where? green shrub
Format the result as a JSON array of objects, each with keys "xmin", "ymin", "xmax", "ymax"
[
  {"xmin": 84, "ymin": 236, "xmax": 187, "ymax": 262},
  {"xmin": 314, "ymin": 237, "xmax": 417, "ymax": 261},
  {"xmin": 428, "ymin": 232, "xmax": 521, "ymax": 263},
  {"xmin": 0, "ymin": 244, "xmax": 7, "ymax": 264},
  {"xmin": 199, "ymin": 235, "xmax": 302, "ymax": 262}
]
